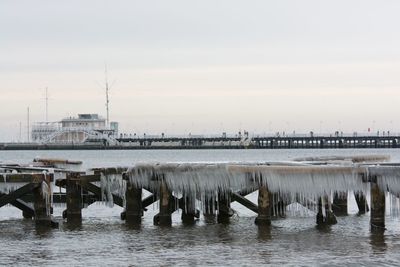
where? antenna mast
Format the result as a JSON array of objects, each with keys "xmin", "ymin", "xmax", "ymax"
[{"xmin": 105, "ymin": 64, "xmax": 110, "ymax": 127}]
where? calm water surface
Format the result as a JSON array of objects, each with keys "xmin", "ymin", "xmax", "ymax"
[{"xmin": 1, "ymin": 149, "xmax": 400, "ymax": 266}]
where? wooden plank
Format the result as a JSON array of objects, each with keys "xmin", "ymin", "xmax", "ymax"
[
  {"xmin": 80, "ymin": 174, "xmax": 101, "ymax": 183},
  {"xmin": 0, "ymin": 183, "xmax": 39, "ymax": 208},
  {"xmin": 92, "ymin": 167, "xmax": 128, "ymax": 175},
  {"xmin": 0, "ymin": 192, "xmax": 35, "ymax": 217},
  {"xmin": 231, "ymin": 192, "xmax": 258, "ymax": 213},
  {"xmin": 142, "ymin": 194, "xmax": 157, "ymax": 208},
  {"xmin": 0, "ymin": 173, "xmax": 53, "ymax": 183},
  {"xmin": 34, "ymin": 157, "xmax": 82, "ymax": 165},
  {"xmin": 0, "ymin": 165, "xmax": 68, "ymax": 173},
  {"xmin": 82, "ymin": 182, "xmax": 124, "ymax": 207}
]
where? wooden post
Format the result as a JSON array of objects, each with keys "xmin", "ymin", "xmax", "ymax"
[
  {"xmin": 217, "ymin": 191, "xmax": 232, "ymax": 223},
  {"xmin": 332, "ymin": 191, "xmax": 347, "ymax": 215},
  {"xmin": 156, "ymin": 181, "xmax": 172, "ymax": 226},
  {"xmin": 32, "ymin": 179, "xmax": 52, "ymax": 227},
  {"xmin": 66, "ymin": 172, "xmax": 82, "ymax": 224},
  {"xmin": 316, "ymin": 195, "xmax": 337, "ymax": 225},
  {"xmin": 125, "ymin": 181, "xmax": 142, "ymax": 224},
  {"xmin": 370, "ymin": 177, "xmax": 385, "ymax": 231},
  {"xmin": 181, "ymin": 195, "xmax": 196, "ymax": 224},
  {"xmin": 354, "ymin": 191, "xmax": 369, "ymax": 214},
  {"xmin": 255, "ymin": 185, "xmax": 271, "ymax": 226},
  {"xmin": 23, "ymin": 210, "xmax": 33, "ymax": 219}
]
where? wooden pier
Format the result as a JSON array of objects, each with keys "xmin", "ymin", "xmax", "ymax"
[
  {"xmin": 0, "ymin": 156, "xmax": 399, "ymax": 233},
  {"xmin": 1, "ymin": 135, "xmax": 400, "ymax": 150}
]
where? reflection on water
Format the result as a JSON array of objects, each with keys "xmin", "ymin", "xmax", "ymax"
[
  {"xmin": 257, "ymin": 226, "xmax": 272, "ymax": 241},
  {"xmin": 34, "ymin": 225, "xmax": 54, "ymax": 237},
  {"xmin": 1, "ymin": 206, "xmax": 400, "ymax": 266},
  {"xmin": 370, "ymin": 232, "xmax": 387, "ymax": 254}
]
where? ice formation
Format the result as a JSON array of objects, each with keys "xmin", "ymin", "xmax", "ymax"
[
  {"xmin": 100, "ymin": 172, "xmax": 126, "ymax": 207},
  {"xmin": 368, "ymin": 166, "xmax": 400, "ymax": 196},
  {"xmin": 0, "ymin": 174, "xmax": 28, "ymax": 194},
  {"xmin": 118, "ymin": 163, "xmax": 369, "ymax": 209},
  {"xmin": 69, "ymin": 157, "xmax": 400, "ymax": 215}
]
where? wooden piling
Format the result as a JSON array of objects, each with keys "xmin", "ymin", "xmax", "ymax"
[
  {"xmin": 217, "ymin": 191, "xmax": 233, "ymax": 223},
  {"xmin": 66, "ymin": 172, "xmax": 82, "ymax": 224},
  {"xmin": 125, "ymin": 181, "xmax": 143, "ymax": 224},
  {"xmin": 155, "ymin": 181, "xmax": 172, "ymax": 226},
  {"xmin": 181, "ymin": 195, "xmax": 196, "ymax": 224},
  {"xmin": 32, "ymin": 182, "xmax": 52, "ymax": 227},
  {"xmin": 370, "ymin": 177, "xmax": 385, "ymax": 231},
  {"xmin": 332, "ymin": 192, "xmax": 348, "ymax": 215},
  {"xmin": 255, "ymin": 185, "xmax": 271, "ymax": 226},
  {"xmin": 316, "ymin": 195, "xmax": 337, "ymax": 225}
]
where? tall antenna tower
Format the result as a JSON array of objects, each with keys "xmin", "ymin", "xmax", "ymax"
[{"xmin": 104, "ymin": 64, "xmax": 110, "ymax": 127}]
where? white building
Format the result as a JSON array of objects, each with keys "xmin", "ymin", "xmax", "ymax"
[{"xmin": 32, "ymin": 114, "xmax": 118, "ymax": 143}]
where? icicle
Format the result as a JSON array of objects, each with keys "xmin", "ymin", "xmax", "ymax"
[
  {"xmin": 99, "ymin": 172, "xmax": 126, "ymax": 207},
  {"xmin": 41, "ymin": 180, "xmax": 52, "ymax": 216},
  {"xmin": 125, "ymin": 162, "xmax": 370, "ymax": 214},
  {"xmin": 369, "ymin": 166, "xmax": 400, "ymax": 196}
]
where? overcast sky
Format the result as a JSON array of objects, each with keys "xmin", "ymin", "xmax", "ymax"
[{"xmin": 1, "ymin": 0, "xmax": 399, "ymax": 141}]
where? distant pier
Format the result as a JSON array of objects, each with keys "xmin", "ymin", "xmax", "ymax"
[{"xmin": 1, "ymin": 135, "xmax": 399, "ymax": 150}]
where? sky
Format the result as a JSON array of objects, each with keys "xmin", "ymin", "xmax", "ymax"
[{"xmin": 1, "ymin": 0, "xmax": 400, "ymax": 141}]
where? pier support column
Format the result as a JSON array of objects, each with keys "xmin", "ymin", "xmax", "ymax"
[
  {"xmin": 355, "ymin": 191, "xmax": 369, "ymax": 214},
  {"xmin": 255, "ymin": 185, "xmax": 271, "ymax": 226},
  {"xmin": 370, "ymin": 178, "xmax": 385, "ymax": 231},
  {"xmin": 181, "ymin": 195, "xmax": 196, "ymax": 224},
  {"xmin": 32, "ymin": 182, "xmax": 52, "ymax": 227},
  {"xmin": 217, "ymin": 191, "xmax": 233, "ymax": 223},
  {"xmin": 125, "ymin": 181, "xmax": 142, "ymax": 225},
  {"xmin": 155, "ymin": 181, "xmax": 172, "ymax": 226},
  {"xmin": 66, "ymin": 173, "xmax": 82, "ymax": 224},
  {"xmin": 316, "ymin": 196, "xmax": 337, "ymax": 225},
  {"xmin": 332, "ymin": 192, "xmax": 348, "ymax": 215}
]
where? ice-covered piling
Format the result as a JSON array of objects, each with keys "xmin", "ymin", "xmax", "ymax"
[
  {"xmin": 125, "ymin": 180, "xmax": 142, "ymax": 225},
  {"xmin": 255, "ymin": 185, "xmax": 271, "ymax": 226},
  {"xmin": 32, "ymin": 173, "xmax": 54, "ymax": 227},
  {"xmin": 181, "ymin": 194, "xmax": 196, "ymax": 224},
  {"xmin": 332, "ymin": 192, "xmax": 348, "ymax": 215},
  {"xmin": 370, "ymin": 175, "xmax": 386, "ymax": 231},
  {"xmin": 65, "ymin": 172, "xmax": 82, "ymax": 224},
  {"xmin": 217, "ymin": 190, "xmax": 233, "ymax": 223},
  {"xmin": 156, "ymin": 180, "xmax": 173, "ymax": 226},
  {"xmin": 315, "ymin": 194, "xmax": 337, "ymax": 225}
]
